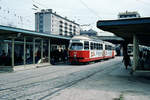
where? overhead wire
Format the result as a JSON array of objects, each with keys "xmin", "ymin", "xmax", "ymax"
[
  {"xmin": 32, "ymin": 0, "xmax": 48, "ymax": 9},
  {"xmin": 78, "ymin": 0, "xmax": 118, "ymax": 20},
  {"xmin": 78, "ymin": 0, "xmax": 101, "ymax": 19}
]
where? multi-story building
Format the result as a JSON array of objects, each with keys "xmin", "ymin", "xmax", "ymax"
[
  {"xmin": 80, "ymin": 29, "xmax": 97, "ymax": 36},
  {"xmin": 118, "ymin": 11, "xmax": 141, "ymax": 19},
  {"xmin": 35, "ymin": 9, "xmax": 80, "ymax": 36}
]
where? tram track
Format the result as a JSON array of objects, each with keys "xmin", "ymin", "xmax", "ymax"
[
  {"xmin": 0, "ymin": 66, "xmax": 83, "ymax": 98},
  {"xmin": 37, "ymin": 63, "xmax": 120, "ymax": 100},
  {"xmin": 0, "ymin": 62, "xmax": 120, "ymax": 100},
  {"xmin": 0, "ymin": 66, "xmax": 82, "ymax": 99},
  {"xmin": 0, "ymin": 60, "xmax": 109, "ymax": 88},
  {"xmin": 0, "ymin": 66, "xmax": 77, "ymax": 86},
  {"xmin": 0, "ymin": 58, "xmax": 122, "ymax": 100}
]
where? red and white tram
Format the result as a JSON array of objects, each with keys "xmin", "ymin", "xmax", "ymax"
[{"xmin": 68, "ymin": 35, "xmax": 115, "ymax": 64}]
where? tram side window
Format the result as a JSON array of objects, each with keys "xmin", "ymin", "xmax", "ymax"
[
  {"xmin": 98, "ymin": 44, "xmax": 100, "ymax": 50},
  {"xmin": 107, "ymin": 45, "xmax": 112, "ymax": 50},
  {"xmin": 105, "ymin": 45, "xmax": 108, "ymax": 50},
  {"xmin": 84, "ymin": 41, "xmax": 89, "ymax": 50},
  {"xmin": 112, "ymin": 46, "xmax": 114, "ymax": 50},
  {"xmin": 110, "ymin": 46, "xmax": 112, "ymax": 50},
  {"xmin": 90, "ymin": 42, "xmax": 94, "ymax": 50},
  {"xmin": 96, "ymin": 43, "xmax": 99, "ymax": 50},
  {"xmin": 100, "ymin": 44, "xmax": 103, "ymax": 50},
  {"xmin": 94, "ymin": 43, "xmax": 96, "ymax": 50},
  {"xmin": 110, "ymin": 46, "xmax": 113, "ymax": 50},
  {"xmin": 108, "ymin": 45, "xmax": 110, "ymax": 50}
]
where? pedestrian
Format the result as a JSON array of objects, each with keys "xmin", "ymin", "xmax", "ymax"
[
  {"xmin": 122, "ymin": 55, "xmax": 131, "ymax": 69},
  {"xmin": 1, "ymin": 50, "xmax": 6, "ymax": 65},
  {"xmin": 139, "ymin": 51, "xmax": 145, "ymax": 70}
]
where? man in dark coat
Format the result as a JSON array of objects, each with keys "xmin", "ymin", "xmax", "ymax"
[{"xmin": 122, "ymin": 55, "xmax": 131, "ymax": 69}]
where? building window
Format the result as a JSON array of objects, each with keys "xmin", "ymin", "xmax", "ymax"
[
  {"xmin": 60, "ymin": 21, "xmax": 63, "ymax": 24},
  {"xmin": 59, "ymin": 33, "xmax": 63, "ymax": 35},
  {"xmin": 39, "ymin": 13, "xmax": 43, "ymax": 17},
  {"xmin": 39, "ymin": 24, "xmax": 43, "ymax": 28},
  {"xmin": 69, "ymin": 25, "xmax": 72, "ymax": 27},
  {"xmin": 59, "ymin": 25, "xmax": 63, "ymax": 28},
  {"xmin": 69, "ymin": 27, "xmax": 72, "ymax": 31},
  {"xmin": 65, "ymin": 23, "xmax": 68, "ymax": 25},
  {"xmin": 64, "ymin": 31, "xmax": 67, "ymax": 33},
  {"xmin": 40, "ymin": 20, "xmax": 43, "ymax": 24},
  {"xmin": 59, "ymin": 29, "xmax": 63, "ymax": 32},
  {"xmin": 39, "ymin": 16, "xmax": 43, "ymax": 19},
  {"xmin": 39, "ymin": 30, "xmax": 43, "ymax": 32},
  {"xmin": 69, "ymin": 32, "xmax": 73, "ymax": 36},
  {"xmin": 65, "ymin": 26, "xmax": 67, "ymax": 29}
]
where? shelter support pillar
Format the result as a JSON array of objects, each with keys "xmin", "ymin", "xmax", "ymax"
[
  {"xmin": 11, "ymin": 38, "xmax": 15, "ymax": 67},
  {"xmin": 133, "ymin": 35, "xmax": 139, "ymax": 71},
  {"xmin": 48, "ymin": 39, "xmax": 51, "ymax": 64},
  {"xmin": 33, "ymin": 38, "xmax": 35, "ymax": 64},
  {"xmin": 41, "ymin": 39, "xmax": 43, "ymax": 63},
  {"xmin": 24, "ymin": 37, "xmax": 26, "ymax": 65}
]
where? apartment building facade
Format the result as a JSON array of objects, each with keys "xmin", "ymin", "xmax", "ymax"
[{"xmin": 35, "ymin": 9, "xmax": 80, "ymax": 36}]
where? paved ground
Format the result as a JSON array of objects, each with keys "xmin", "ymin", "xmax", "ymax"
[{"xmin": 0, "ymin": 57, "xmax": 150, "ymax": 100}]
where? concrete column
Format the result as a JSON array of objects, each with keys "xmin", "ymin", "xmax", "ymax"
[
  {"xmin": 12, "ymin": 38, "xmax": 15, "ymax": 67},
  {"xmin": 48, "ymin": 39, "xmax": 51, "ymax": 64},
  {"xmin": 24, "ymin": 37, "xmax": 26, "ymax": 65},
  {"xmin": 133, "ymin": 35, "xmax": 139, "ymax": 71},
  {"xmin": 41, "ymin": 39, "xmax": 43, "ymax": 63},
  {"xmin": 33, "ymin": 38, "xmax": 35, "ymax": 64}
]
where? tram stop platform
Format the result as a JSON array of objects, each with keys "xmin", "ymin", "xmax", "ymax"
[{"xmin": 0, "ymin": 63, "xmax": 50, "ymax": 72}]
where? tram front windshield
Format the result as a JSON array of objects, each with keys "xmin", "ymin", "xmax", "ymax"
[{"xmin": 70, "ymin": 43, "xmax": 83, "ymax": 50}]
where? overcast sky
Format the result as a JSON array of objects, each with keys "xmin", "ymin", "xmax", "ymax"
[{"xmin": 0, "ymin": 0, "xmax": 150, "ymax": 35}]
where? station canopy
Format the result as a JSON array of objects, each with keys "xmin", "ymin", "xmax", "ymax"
[
  {"xmin": 97, "ymin": 17, "xmax": 150, "ymax": 46},
  {"xmin": 0, "ymin": 25, "xmax": 70, "ymax": 40}
]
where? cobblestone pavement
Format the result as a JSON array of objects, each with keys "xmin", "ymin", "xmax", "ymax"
[{"xmin": 0, "ymin": 57, "xmax": 150, "ymax": 100}]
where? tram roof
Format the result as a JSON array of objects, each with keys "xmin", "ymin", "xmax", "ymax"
[
  {"xmin": 71, "ymin": 35, "xmax": 104, "ymax": 43},
  {"xmin": 97, "ymin": 17, "xmax": 150, "ymax": 46},
  {"xmin": 0, "ymin": 25, "xmax": 71, "ymax": 40}
]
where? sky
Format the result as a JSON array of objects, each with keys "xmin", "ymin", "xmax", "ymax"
[{"xmin": 0, "ymin": 0, "xmax": 150, "ymax": 35}]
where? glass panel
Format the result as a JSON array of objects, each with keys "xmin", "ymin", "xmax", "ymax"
[
  {"xmin": 90, "ymin": 42, "xmax": 94, "ymax": 50},
  {"xmin": 100, "ymin": 44, "xmax": 103, "ymax": 50},
  {"xmin": 84, "ymin": 41, "xmax": 89, "ymax": 50},
  {"xmin": 35, "ymin": 39, "xmax": 41, "ymax": 64},
  {"xmin": 70, "ymin": 43, "xmax": 83, "ymax": 50},
  {"xmin": 0, "ymin": 39, "xmax": 12, "ymax": 66},
  {"xmin": 26, "ymin": 40, "xmax": 33, "ymax": 64},
  {"xmin": 14, "ymin": 39, "xmax": 24, "ymax": 66},
  {"xmin": 105, "ymin": 45, "xmax": 108, "ymax": 50},
  {"xmin": 43, "ymin": 40, "xmax": 48, "ymax": 63}
]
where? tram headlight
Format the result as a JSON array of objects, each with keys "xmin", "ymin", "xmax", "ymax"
[{"xmin": 74, "ymin": 54, "xmax": 76, "ymax": 58}]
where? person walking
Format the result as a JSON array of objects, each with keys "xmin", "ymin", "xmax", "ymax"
[{"xmin": 122, "ymin": 55, "xmax": 131, "ymax": 69}]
